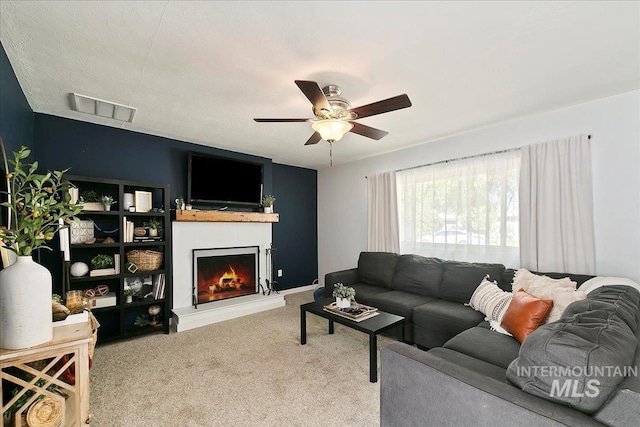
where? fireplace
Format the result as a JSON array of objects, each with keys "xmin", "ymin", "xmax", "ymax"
[
  {"xmin": 193, "ymin": 246, "xmax": 259, "ymax": 306},
  {"xmin": 173, "ymin": 221, "xmax": 285, "ymax": 332}
]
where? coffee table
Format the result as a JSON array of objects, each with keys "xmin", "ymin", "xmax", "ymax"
[{"xmin": 300, "ymin": 299, "xmax": 405, "ymax": 383}]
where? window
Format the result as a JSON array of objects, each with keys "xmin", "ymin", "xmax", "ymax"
[{"xmin": 396, "ymin": 150, "xmax": 521, "ymax": 266}]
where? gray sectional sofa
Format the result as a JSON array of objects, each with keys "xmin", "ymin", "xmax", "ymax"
[{"xmin": 324, "ymin": 251, "xmax": 640, "ymax": 427}]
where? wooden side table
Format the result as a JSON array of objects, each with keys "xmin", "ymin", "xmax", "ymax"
[{"xmin": 1, "ymin": 320, "xmax": 93, "ymax": 426}]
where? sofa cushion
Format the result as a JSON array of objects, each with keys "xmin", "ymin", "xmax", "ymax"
[
  {"xmin": 357, "ymin": 252, "xmax": 398, "ymax": 288},
  {"xmin": 427, "ymin": 347, "xmax": 508, "ymax": 382},
  {"xmin": 501, "ymin": 289, "xmax": 554, "ymax": 343},
  {"xmin": 503, "ymin": 268, "xmax": 595, "ymax": 291},
  {"xmin": 512, "ymin": 269, "xmax": 586, "ymax": 323},
  {"xmin": 506, "ymin": 285, "xmax": 640, "ymax": 414},
  {"xmin": 579, "ymin": 276, "xmax": 640, "ymax": 295},
  {"xmin": 440, "ymin": 261, "xmax": 506, "ymax": 303},
  {"xmin": 443, "ymin": 326, "xmax": 521, "ymax": 369},
  {"xmin": 413, "ymin": 300, "xmax": 486, "ymax": 346},
  {"xmin": 468, "ymin": 274, "xmax": 513, "ymax": 323},
  {"xmin": 390, "ymin": 254, "xmax": 443, "ymax": 297},
  {"xmin": 368, "ymin": 290, "xmax": 435, "ymax": 322},
  {"xmin": 350, "ymin": 283, "xmax": 392, "ymax": 305}
]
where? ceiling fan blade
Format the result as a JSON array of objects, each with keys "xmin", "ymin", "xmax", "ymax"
[
  {"xmin": 349, "ymin": 122, "xmax": 389, "ymax": 140},
  {"xmin": 254, "ymin": 118, "xmax": 310, "ymax": 122},
  {"xmin": 348, "ymin": 94, "xmax": 412, "ymax": 119},
  {"xmin": 304, "ymin": 132, "xmax": 322, "ymax": 146},
  {"xmin": 294, "ymin": 80, "xmax": 332, "ymax": 112}
]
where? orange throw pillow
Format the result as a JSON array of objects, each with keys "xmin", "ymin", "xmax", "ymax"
[{"xmin": 501, "ymin": 289, "xmax": 553, "ymax": 343}]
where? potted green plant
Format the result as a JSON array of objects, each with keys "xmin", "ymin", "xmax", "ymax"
[
  {"xmin": 332, "ymin": 282, "xmax": 356, "ymax": 308},
  {"xmin": 124, "ymin": 287, "xmax": 135, "ymax": 303},
  {"xmin": 175, "ymin": 196, "xmax": 185, "ymax": 210},
  {"xmin": 261, "ymin": 194, "xmax": 276, "ymax": 213},
  {"xmin": 134, "ymin": 314, "xmax": 151, "ymax": 327},
  {"xmin": 143, "ymin": 218, "xmax": 162, "ymax": 237},
  {"xmin": 100, "ymin": 195, "xmax": 115, "ymax": 211},
  {"xmin": 0, "ymin": 145, "xmax": 82, "ymax": 349},
  {"xmin": 90, "ymin": 254, "xmax": 114, "ymax": 270},
  {"xmin": 78, "ymin": 190, "xmax": 102, "ymax": 211}
]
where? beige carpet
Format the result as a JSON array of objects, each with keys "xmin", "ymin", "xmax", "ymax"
[{"xmin": 89, "ymin": 290, "xmax": 396, "ymax": 426}]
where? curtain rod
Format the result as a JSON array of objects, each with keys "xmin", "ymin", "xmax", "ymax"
[
  {"xmin": 394, "ymin": 146, "xmax": 521, "ymax": 174},
  {"xmin": 366, "ymin": 134, "xmax": 591, "ymax": 178},
  {"xmin": 392, "ymin": 134, "xmax": 592, "ymax": 175}
]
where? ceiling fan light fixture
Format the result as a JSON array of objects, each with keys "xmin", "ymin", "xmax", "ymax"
[{"xmin": 311, "ymin": 119, "xmax": 353, "ymax": 143}]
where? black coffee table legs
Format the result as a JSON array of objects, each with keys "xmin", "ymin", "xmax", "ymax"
[
  {"xmin": 369, "ymin": 333, "xmax": 377, "ymax": 382},
  {"xmin": 300, "ymin": 306, "xmax": 382, "ymax": 383},
  {"xmin": 300, "ymin": 308, "xmax": 306, "ymax": 345},
  {"xmin": 300, "ymin": 309, "xmax": 334, "ymax": 344}
]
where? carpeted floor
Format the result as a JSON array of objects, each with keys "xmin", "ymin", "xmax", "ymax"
[{"xmin": 89, "ymin": 290, "xmax": 396, "ymax": 426}]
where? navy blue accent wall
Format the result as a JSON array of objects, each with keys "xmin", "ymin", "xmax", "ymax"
[
  {"xmin": 34, "ymin": 113, "xmax": 318, "ymax": 291},
  {"xmin": 34, "ymin": 114, "xmax": 272, "ymax": 201},
  {"xmin": 272, "ymin": 163, "xmax": 318, "ymax": 289},
  {"xmin": 0, "ymin": 41, "xmax": 34, "ymax": 156}
]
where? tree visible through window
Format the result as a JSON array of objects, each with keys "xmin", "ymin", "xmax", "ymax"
[{"xmin": 396, "ymin": 150, "xmax": 521, "ymax": 265}]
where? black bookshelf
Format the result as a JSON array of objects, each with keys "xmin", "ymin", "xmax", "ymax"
[{"xmin": 62, "ymin": 175, "xmax": 172, "ymax": 344}]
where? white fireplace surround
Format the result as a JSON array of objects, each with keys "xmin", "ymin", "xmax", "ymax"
[{"xmin": 171, "ymin": 221, "xmax": 285, "ymax": 332}]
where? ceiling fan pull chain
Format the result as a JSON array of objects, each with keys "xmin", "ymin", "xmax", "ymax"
[{"xmin": 330, "ymin": 142, "xmax": 333, "ymax": 167}]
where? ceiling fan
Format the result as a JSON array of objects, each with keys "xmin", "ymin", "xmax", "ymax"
[{"xmin": 254, "ymin": 80, "xmax": 412, "ymax": 147}]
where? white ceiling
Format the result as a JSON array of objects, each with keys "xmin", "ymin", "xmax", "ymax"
[{"xmin": 1, "ymin": 1, "xmax": 638, "ymax": 170}]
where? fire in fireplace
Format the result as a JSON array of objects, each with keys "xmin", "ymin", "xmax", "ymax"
[{"xmin": 193, "ymin": 246, "xmax": 259, "ymax": 305}]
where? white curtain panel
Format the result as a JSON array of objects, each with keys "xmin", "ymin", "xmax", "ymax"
[
  {"xmin": 367, "ymin": 171, "xmax": 400, "ymax": 253},
  {"xmin": 397, "ymin": 150, "xmax": 521, "ymax": 265},
  {"xmin": 519, "ymin": 134, "xmax": 595, "ymax": 274}
]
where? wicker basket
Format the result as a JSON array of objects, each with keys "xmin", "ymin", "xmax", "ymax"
[{"xmin": 126, "ymin": 250, "xmax": 163, "ymax": 271}]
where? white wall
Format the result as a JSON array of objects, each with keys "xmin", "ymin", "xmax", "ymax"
[{"xmin": 318, "ymin": 90, "xmax": 640, "ymax": 283}]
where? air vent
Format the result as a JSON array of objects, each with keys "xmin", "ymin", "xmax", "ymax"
[{"xmin": 71, "ymin": 93, "xmax": 136, "ymax": 123}]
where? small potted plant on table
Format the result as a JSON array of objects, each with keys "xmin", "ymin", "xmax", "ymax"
[{"xmin": 332, "ymin": 282, "xmax": 356, "ymax": 309}]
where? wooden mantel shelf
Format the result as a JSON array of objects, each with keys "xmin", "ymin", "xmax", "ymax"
[{"xmin": 175, "ymin": 209, "xmax": 279, "ymax": 223}]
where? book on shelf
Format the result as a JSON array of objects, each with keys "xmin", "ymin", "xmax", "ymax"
[
  {"xmin": 89, "ymin": 267, "xmax": 116, "ymax": 277},
  {"xmin": 152, "ymin": 274, "xmax": 162, "ymax": 299},
  {"xmin": 123, "ymin": 216, "xmax": 136, "ymax": 242},
  {"xmin": 154, "ymin": 273, "xmax": 165, "ymax": 299},
  {"xmin": 133, "ymin": 237, "xmax": 162, "ymax": 242},
  {"xmin": 323, "ymin": 302, "xmax": 380, "ymax": 322},
  {"xmin": 89, "ymin": 292, "xmax": 117, "ymax": 308},
  {"xmin": 53, "ymin": 311, "xmax": 89, "ymax": 327},
  {"xmin": 114, "ymin": 253, "xmax": 120, "ymax": 274}
]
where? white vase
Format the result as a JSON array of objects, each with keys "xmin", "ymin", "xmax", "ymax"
[
  {"xmin": 104, "ymin": 204, "xmax": 111, "ymax": 211},
  {"xmin": 336, "ymin": 297, "xmax": 351, "ymax": 309},
  {"xmin": 0, "ymin": 256, "xmax": 53, "ymax": 349},
  {"xmin": 264, "ymin": 206, "xmax": 273, "ymax": 214},
  {"xmin": 149, "ymin": 228, "xmax": 158, "ymax": 237}
]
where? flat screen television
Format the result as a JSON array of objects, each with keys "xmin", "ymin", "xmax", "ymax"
[{"xmin": 187, "ymin": 152, "xmax": 263, "ymax": 207}]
